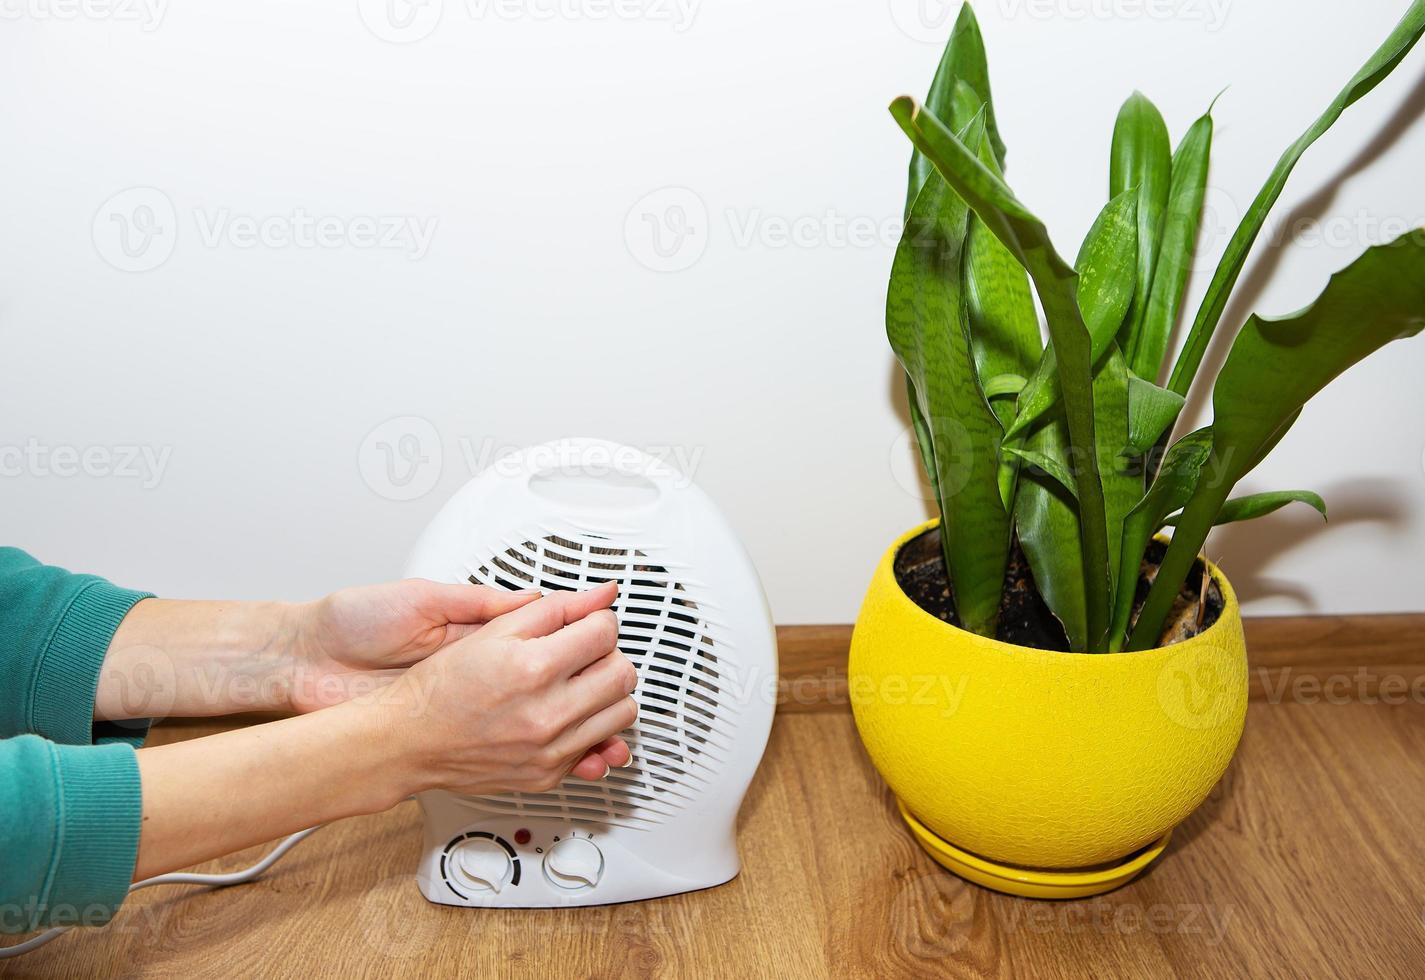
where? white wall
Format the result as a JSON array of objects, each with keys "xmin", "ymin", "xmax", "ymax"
[{"xmin": 2, "ymin": 0, "xmax": 1423, "ymax": 623}]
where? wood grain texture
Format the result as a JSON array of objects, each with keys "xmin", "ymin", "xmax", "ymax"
[{"xmin": 8, "ymin": 616, "xmax": 1425, "ymax": 978}]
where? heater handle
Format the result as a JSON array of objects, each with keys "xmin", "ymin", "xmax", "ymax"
[{"xmin": 521, "ymin": 438, "xmax": 679, "ymax": 513}]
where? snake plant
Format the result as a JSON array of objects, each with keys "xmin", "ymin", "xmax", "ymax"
[{"xmin": 889, "ymin": 3, "xmax": 1425, "ymax": 653}]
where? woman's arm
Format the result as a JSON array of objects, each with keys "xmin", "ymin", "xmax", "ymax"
[
  {"xmin": 95, "ymin": 599, "xmax": 303, "ymax": 720},
  {"xmin": 96, "ymin": 580, "xmax": 543, "ymax": 721},
  {"xmin": 132, "ymin": 700, "xmax": 406, "ymax": 878},
  {"xmin": 133, "ymin": 584, "xmax": 637, "ymax": 880}
]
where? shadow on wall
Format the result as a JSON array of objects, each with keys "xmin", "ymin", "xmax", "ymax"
[
  {"xmin": 1200, "ymin": 477, "xmax": 1413, "ymax": 613},
  {"xmin": 1181, "ymin": 66, "xmax": 1425, "ymax": 426}
]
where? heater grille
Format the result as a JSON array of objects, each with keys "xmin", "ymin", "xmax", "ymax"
[{"xmin": 460, "ymin": 530, "xmax": 739, "ymax": 828}]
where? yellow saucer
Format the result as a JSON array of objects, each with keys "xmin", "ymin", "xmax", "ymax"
[{"xmin": 898, "ymin": 800, "xmax": 1172, "ymax": 900}]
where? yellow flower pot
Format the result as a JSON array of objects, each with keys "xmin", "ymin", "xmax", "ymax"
[{"xmin": 849, "ymin": 521, "xmax": 1247, "ymax": 898}]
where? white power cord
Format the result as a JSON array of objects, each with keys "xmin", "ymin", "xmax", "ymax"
[{"xmin": 0, "ymin": 826, "xmax": 323, "ymax": 960}]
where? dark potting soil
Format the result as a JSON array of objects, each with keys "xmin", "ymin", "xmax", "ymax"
[{"xmin": 893, "ymin": 527, "xmax": 1224, "ymax": 652}]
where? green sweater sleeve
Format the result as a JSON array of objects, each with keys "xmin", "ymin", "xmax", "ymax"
[
  {"xmin": 1, "ymin": 548, "xmax": 154, "ymax": 932},
  {"xmin": 1, "ymin": 736, "xmax": 145, "ymax": 932},
  {"xmin": 0, "ymin": 547, "xmax": 154, "ymax": 745}
]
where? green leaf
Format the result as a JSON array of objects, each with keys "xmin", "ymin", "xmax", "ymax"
[
  {"xmin": 903, "ymin": 103, "xmax": 988, "ymax": 537},
  {"xmin": 889, "ymin": 95, "xmax": 1114, "ymax": 647},
  {"xmin": 1075, "ymin": 188, "xmax": 1142, "ymax": 349},
  {"xmin": 1013, "ymin": 347, "xmax": 1136, "ymax": 652},
  {"xmin": 1163, "ymin": 490, "xmax": 1327, "ymax": 527},
  {"xmin": 965, "ymin": 128, "xmax": 1041, "ymax": 435},
  {"xmin": 983, "ymin": 373, "xmax": 1027, "ymax": 399},
  {"xmin": 1107, "ymin": 427, "xmax": 1214, "ymax": 651},
  {"xmin": 946, "ymin": 78, "xmax": 988, "ymax": 134},
  {"xmin": 907, "ymin": 4, "xmax": 1004, "ymax": 214},
  {"xmin": 1012, "ymin": 346, "xmax": 1137, "ymax": 649},
  {"xmin": 1010, "ymin": 354, "xmax": 1140, "ymax": 653},
  {"xmin": 906, "ymin": 375, "xmax": 941, "ymax": 504},
  {"xmin": 1110, "ymin": 92, "xmax": 1171, "ymax": 364},
  {"xmin": 1129, "ymin": 234, "xmax": 1425, "ymax": 650},
  {"xmin": 1093, "ymin": 347, "xmax": 1139, "ymax": 632},
  {"xmin": 1126, "ymin": 370, "xmax": 1186, "ymax": 455},
  {"xmin": 1006, "ymin": 187, "xmax": 1138, "ymax": 441},
  {"xmin": 1165, "ymin": 1, "xmax": 1425, "ymax": 397},
  {"xmin": 1003, "ymin": 444, "xmax": 1077, "ymax": 498},
  {"xmin": 1014, "ymin": 413, "xmax": 1088, "ymax": 651},
  {"xmin": 1110, "ymin": 413, "xmax": 1303, "ymax": 650},
  {"xmin": 916, "ymin": 82, "xmax": 1038, "ymax": 504},
  {"xmin": 1128, "ymin": 108, "xmax": 1213, "ymax": 383},
  {"xmin": 887, "ymin": 115, "xmax": 1010, "ymax": 638}
]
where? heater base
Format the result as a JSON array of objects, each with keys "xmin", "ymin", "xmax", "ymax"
[
  {"xmin": 897, "ymin": 800, "xmax": 1172, "ymax": 900},
  {"xmin": 415, "ymin": 792, "xmax": 746, "ymax": 908}
]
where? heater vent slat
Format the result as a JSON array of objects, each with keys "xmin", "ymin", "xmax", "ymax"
[{"xmin": 463, "ymin": 529, "xmax": 735, "ymax": 829}]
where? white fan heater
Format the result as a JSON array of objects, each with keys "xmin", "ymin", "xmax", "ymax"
[{"xmin": 404, "ymin": 438, "xmax": 777, "ymax": 907}]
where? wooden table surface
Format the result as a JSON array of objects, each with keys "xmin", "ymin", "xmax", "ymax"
[{"xmin": 7, "ymin": 617, "xmax": 1425, "ymax": 979}]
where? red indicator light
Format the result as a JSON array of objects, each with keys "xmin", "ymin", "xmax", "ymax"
[{"xmin": 514, "ymin": 828, "xmax": 531, "ymax": 845}]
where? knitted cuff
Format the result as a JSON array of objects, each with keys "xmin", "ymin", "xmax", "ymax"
[{"xmin": 30, "ymin": 582, "xmax": 154, "ymax": 747}]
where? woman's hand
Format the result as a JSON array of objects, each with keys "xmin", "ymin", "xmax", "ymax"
[
  {"xmin": 380, "ymin": 581, "xmax": 637, "ymax": 789},
  {"xmin": 287, "ymin": 579, "xmax": 543, "ymax": 713}
]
